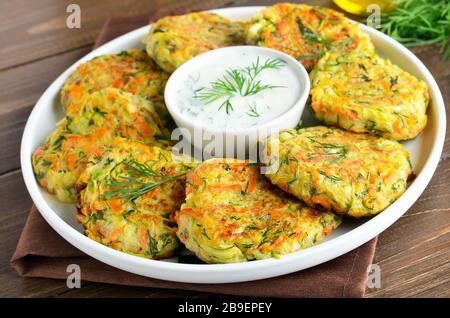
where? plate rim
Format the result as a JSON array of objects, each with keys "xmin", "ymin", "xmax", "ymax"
[{"xmin": 20, "ymin": 6, "xmax": 446, "ymax": 283}]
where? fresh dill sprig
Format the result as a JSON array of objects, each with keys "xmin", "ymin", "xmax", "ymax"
[
  {"xmin": 218, "ymin": 96, "xmax": 234, "ymax": 114},
  {"xmin": 194, "ymin": 57, "xmax": 286, "ymax": 114},
  {"xmin": 377, "ymin": 0, "xmax": 450, "ymax": 61},
  {"xmin": 318, "ymin": 144, "xmax": 347, "ymax": 163},
  {"xmin": 246, "ymin": 104, "xmax": 260, "ymax": 118},
  {"xmin": 102, "ymin": 160, "xmax": 187, "ymax": 201},
  {"xmin": 297, "ymin": 18, "xmax": 334, "ymax": 49}
]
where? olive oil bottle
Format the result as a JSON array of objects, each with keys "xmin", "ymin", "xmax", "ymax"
[{"xmin": 332, "ymin": 0, "xmax": 396, "ymax": 15}]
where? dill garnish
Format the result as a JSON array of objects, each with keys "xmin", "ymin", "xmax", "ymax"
[
  {"xmin": 317, "ymin": 143, "xmax": 348, "ymax": 164},
  {"xmin": 148, "ymin": 234, "xmax": 159, "ymax": 256},
  {"xmin": 377, "ymin": 0, "xmax": 450, "ymax": 61},
  {"xmin": 103, "ymin": 160, "xmax": 187, "ymax": 201},
  {"xmin": 319, "ymin": 170, "xmax": 342, "ymax": 183},
  {"xmin": 194, "ymin": 57, "xmax": 286, "ymax": 114},
  {"xmin": 246, "ymin": 104, "xmax": 260, "ymax": 118}
]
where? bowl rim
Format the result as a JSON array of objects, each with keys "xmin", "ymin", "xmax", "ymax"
[
  {"xmin": 164, "ymin": 45, "xmax": 311, "ymax": 134},
  {"xmin": 20, "ymin": 6, "xmax": 446, "ymax": 283}
]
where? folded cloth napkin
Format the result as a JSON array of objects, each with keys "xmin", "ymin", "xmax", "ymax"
[{"xmin": 11, "ymin": 10, "xmax": 378, "ymax": 298}]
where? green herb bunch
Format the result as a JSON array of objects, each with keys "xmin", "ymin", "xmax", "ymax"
[{"xmin": 378, "ymin": 0, "xmax": 450, "ymax": 60}]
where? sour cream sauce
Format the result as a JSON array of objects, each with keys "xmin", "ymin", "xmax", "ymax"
[{"xmin": 174, "ymin": 49, "xmax": 301, "ymax": 129}]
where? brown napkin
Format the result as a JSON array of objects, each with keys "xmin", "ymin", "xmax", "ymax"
[{"xmin": 11, "ymin": 11, "xmax": 378, "ymax": 298}]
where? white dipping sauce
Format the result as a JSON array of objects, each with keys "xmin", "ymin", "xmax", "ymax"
[{"xmin": 174, "ymin": 49, "xmax": 301, "ymax": 130}]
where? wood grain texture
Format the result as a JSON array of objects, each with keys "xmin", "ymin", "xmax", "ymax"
[
  {"xmin": 0, "ymin": 0, "xmax": 448, "ymax": 298},
  {"xmin": 0, "ymin": 0, "xmax": 238, "ymax": 71},
  {"xmin": 0, "ymin": 48, "xmax": 90, "ymax": 174},
  {"xmin": 366, "ymin": 159, "xmax": 450, "ymax": 297}
]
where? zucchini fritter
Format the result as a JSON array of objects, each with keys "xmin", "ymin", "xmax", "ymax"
[
  {"xmin": 145, "ymin": 12, "xmax": 246, "ymax": 73},
  {"xmin": 246, "ymin": 3, "xmax": 374, "ymax": 71},
  {"xmin": 32, "ymin": 88, "xmax": 168, "ymax": 203},
  {"xmin": 310, "ymin": 50, "xmax": 429, "ymax": 140},
  {"xmin": 61, "ymin": 49, "xmax": 171, "ymax": 124},
  {"xmin": 263, "ymin": 126, "xmax": 413, "ymax": 218},
  {"xmin": 77, "ymin": 138, "xmax": 194, "ymax": 259},
  {"xmin": 176, "ymin": 159, "xmax": 341, "ymax": 263}
]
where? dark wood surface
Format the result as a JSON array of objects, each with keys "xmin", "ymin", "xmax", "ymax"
[{"xmin": 0, "ymin": 0, "xmax": 448, "ymax": 298}]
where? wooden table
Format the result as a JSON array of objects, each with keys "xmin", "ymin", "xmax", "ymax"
[{"xmin": 1, "ymin": 0, "xmax": 448, "ymax": 298}]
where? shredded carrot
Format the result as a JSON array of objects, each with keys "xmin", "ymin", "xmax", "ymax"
[
  {"xmin": 323, "ymin": 226, "xmax": 333, "ymax": 236},
  {"xmin": 109, "ymin": 226, "xmax": 124, "ymax": 240},
  {"xmin": 271, "ymin": 235, "xmax": 286, "ymax": 248},
  {"xmin": 186, "ymin": 171, "xmax": 204, "ymax": 186},
  {"xmin": 40, "ymin": 178, "xmax": 48, "ymax": 187},
  {"xmin": 69, "ymin": 84, "xmax": 84, "ymax": 100},
  {"xmin": 66, "ymin": 152, "xmax": 77, "ymax": 171},
  {"xmin": 312, "ymin": 102, "xmax": 322, "ymax": 111},
  {"xmin": 108, "ymin": 199, "xmax": 123, "ymax": 215},
  {"xmin": 342, "ymin": 109, "xmax": 358, "ymax": 120},
  {"xmin": 51, "ymin": 159, "xmax": 60, "ymax": 172},
  {"xmin": 247, "ymin": 174, "xmax": 257, "ymax": 193},
  {"xmin": 133, "ymin": 115, "xmax": 152, "ymax": 138},
  {"xmin": 33, "ymin": 148, "xmax": 45, "ymax": 158},
  {"xmin": 180, "ymin": 207, "xmax": 202, "ymax": 218},
  {"xmin": 207, "ymin": 184, "xmax": 242, "ymax": 192},
  {"xmin": 112, "ymin": 79, "xmax": 123, "ymax": 88},
  {"xmin": 174, "ymin": 211, "xmax": 180, "ymax": 224},
  {"xmin": 312, "ymin": 196, "xmax": 331, "ymax": 210},
  {"xmin": 95, "ymin": 127, "xmax": 109, "ymax": 138},
  {"xmin": 393, "ymin": 120, "xmax": 402, "ymax": 133},
  {"xmin": 77, "ymin": 64, "xmax": 87, "ymax": 74},
  {"xmin": 139, "ymin": 229, "xmax": 149, "ymax": 249},
  {"xmin": 62, "ymin": 135, "xmax": 82, "ymax": 149}
]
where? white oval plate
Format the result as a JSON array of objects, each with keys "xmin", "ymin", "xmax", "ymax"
[{"xmin": 21, "ymin": 6, "xmax": 446, "ymax": 284}]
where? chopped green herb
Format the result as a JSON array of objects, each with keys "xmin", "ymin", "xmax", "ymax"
[
  {"xmin": 41, "ymin": 159, "xmax": 52, "ymax": 167},
  {"xmin": 202, "ymin": 228, "xmax": 210, "ymax": 240},
  {"xmin": 390, "ymin": 75, "xmax": 399, "ymax": 88},
  {"xmin": 245, "ymin": 224, "xmax": 259, "ymax": 231},
  {"xmin": 361, "ymin": 74, "xmax": 371, "ymax": 82},
  {"xmin": 295, "ymin": 120, "xmax": 304, "ymax": 130},
  {"xmin": 93, "ymin": 107, "xmax": 107, "ymax": 117},
  {"xmin": 319, "ymin": 170, "xmax": 342, "ymax": 182},
  {"xmin": 392, "ymin": 179, "xmax": 404, "ymax": 190},
  {"xmin": 298, "ymin": 50, "xmax": 325, "ymax": 60},
  {"xmin": 148, "ymin": 234, "xmax": 159, "ymax": 256},
  {"xmin": 318, "ymin": 143, "xmax": 347, "ymax": 162},
  {"xmin": 117, "ymin": 51, "xmax": 130, "ymax": 57},
  {"xmin": 241, "ymin": 181, "xmax": 249, "ymax": 195},
  {"xmin": 297, "ymin": 18, "xmax": 333, "ymax": 48},
  {"xmin": 52, "ymin": 135, "xmax": 66, "ymax": 150}
]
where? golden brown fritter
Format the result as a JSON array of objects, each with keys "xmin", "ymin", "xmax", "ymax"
[
  {"xmin": 176, "ymin": 159, "xmax": 341, "ymax": 263},
  {"xmin": 246, "ymin": 3, "xmax": 374, "ymax": 70},
  {"xmin": 146, "ymin": 12, "xmax": 246, "ymax": 73},
  {"xmin": 263, "ymin": 126, "xmax": 413, "ymax": 217}
]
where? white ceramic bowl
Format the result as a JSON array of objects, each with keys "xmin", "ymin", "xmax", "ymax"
[
  {"xmin": 164, "ymin": 45, "xmax": 310, "ymax": 156},
  {"xmin": 20, "ymin": 6, "xmax": 446, "ymax": 284}
]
